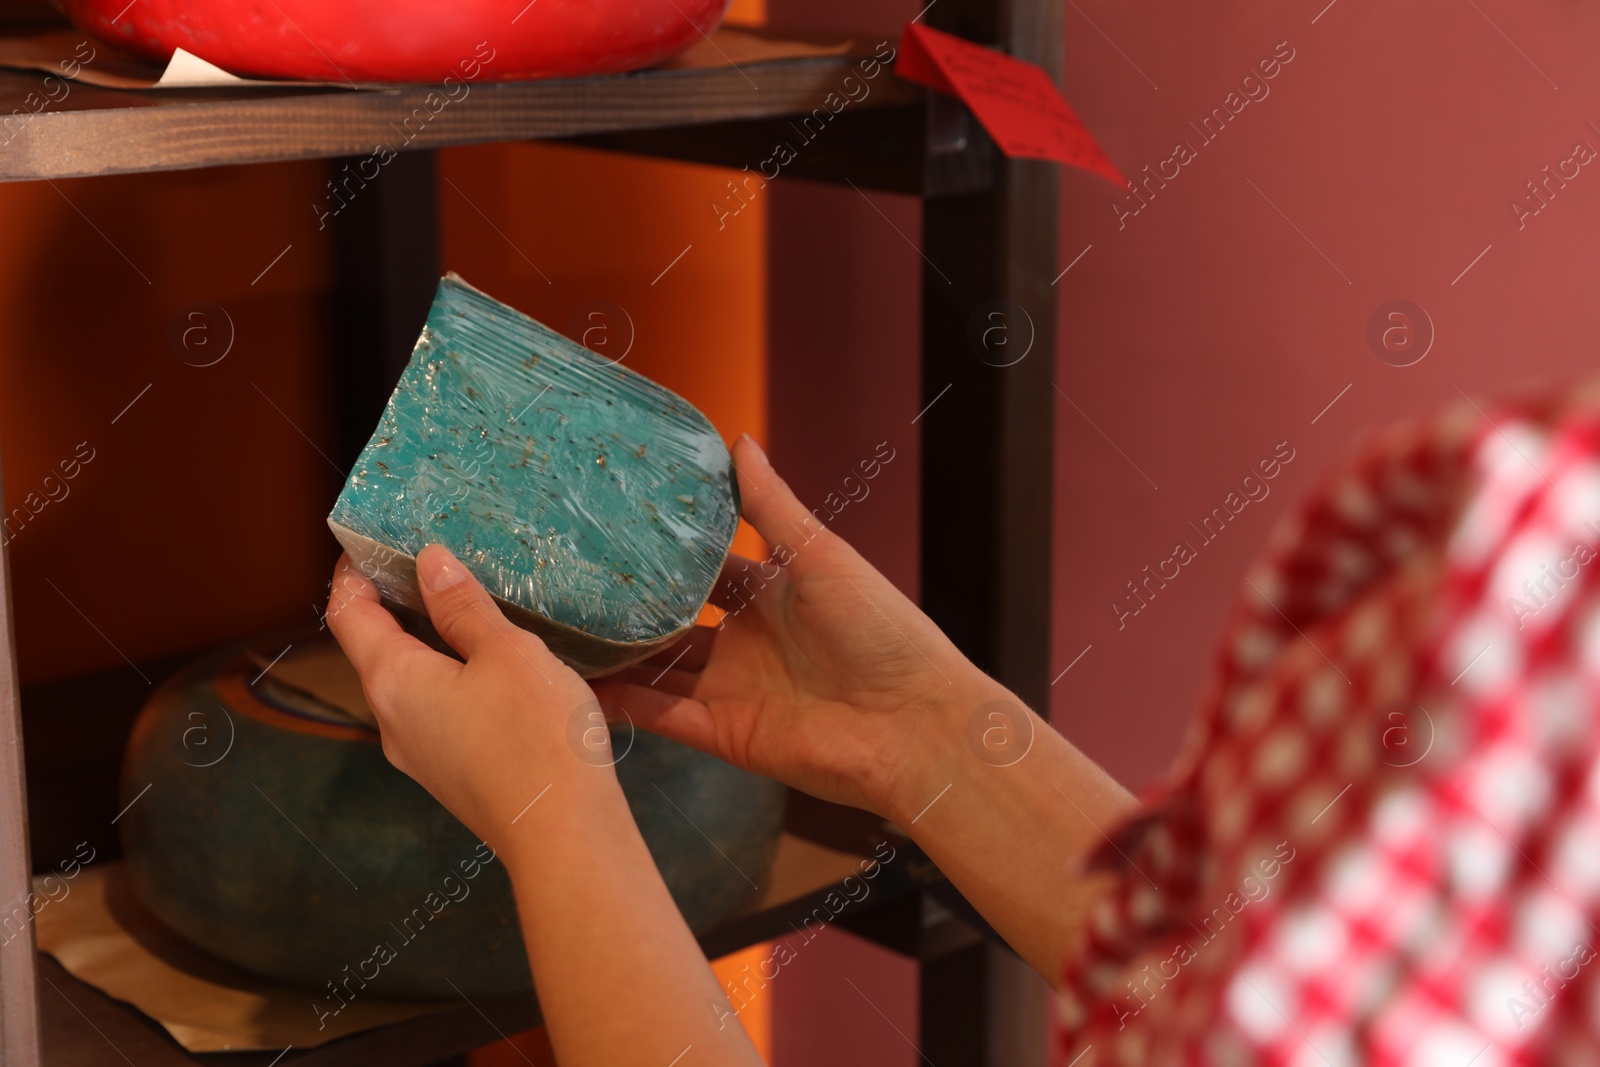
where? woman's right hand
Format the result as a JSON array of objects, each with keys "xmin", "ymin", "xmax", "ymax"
[
  {"xmin": 593, "ymin": 434, "xmax": 1009, "ymax": 823},
  {"xmin": 601, "ymin": 435, "xmax": 1137, "ymax": 985}
]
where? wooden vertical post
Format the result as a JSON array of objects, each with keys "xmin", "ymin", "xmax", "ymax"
[
  {"xmin": 329, "ymin": 149, "xmax": 443, "ymax": 472},
  {"xmin": 919, "ymin": 0, "xmax": 1062, "ymax": 715},
  {"xmin": 0, "ymin": 470, "xmax": 41, "ymax": 1067},
  {"xmin": 917, "ymin": 0, "xmax": 1062, "ymax": 1062}
]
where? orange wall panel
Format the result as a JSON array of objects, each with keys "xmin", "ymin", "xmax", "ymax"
[{"xmin": 0, "ymin": 162, "xmax": 336, "ymax": 685}]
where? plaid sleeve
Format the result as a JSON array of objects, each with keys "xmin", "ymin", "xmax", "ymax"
[{"xmin": 1059, "ymin": 394, "xmax": 1600, "ymax": 1067}]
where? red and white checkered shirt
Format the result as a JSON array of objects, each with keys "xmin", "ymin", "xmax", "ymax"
[{"xmin": 1059, "ymin": 392, "xmax": 1600, "ymax": 1066}]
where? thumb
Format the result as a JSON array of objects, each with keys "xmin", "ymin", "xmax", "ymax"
[
  {"xmin": 415, "ymin": 544, "xmax": 517, "ymax": 660},
  {"xmin": 591, "ymin": 680, "xmax": 723, "ymax": 764},
  {"xmin": 730, "ymin": 434, "xmax": 823, "ymax": 550}
]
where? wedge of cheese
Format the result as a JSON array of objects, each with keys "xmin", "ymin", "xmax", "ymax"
[{"xmin": 328, "ymin": 274, "xmax": 738, "ymax": 675}]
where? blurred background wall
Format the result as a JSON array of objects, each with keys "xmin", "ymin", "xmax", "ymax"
[
  {"xmin": 1050, "ymin": 0, "xmax": 1600, "ymax": 791},
  {"xmin": 761, "ymin": 1, "xmax": 1600, "ymax": 1063}
]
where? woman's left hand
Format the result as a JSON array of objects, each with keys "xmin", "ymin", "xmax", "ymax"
[
  {"xmin": 324, "ymin": 544, "xmax": 612, "ymax": 852},
  {"xmin": 325, "ymin": 545, "xmax": 765, "ymax": 1067}
]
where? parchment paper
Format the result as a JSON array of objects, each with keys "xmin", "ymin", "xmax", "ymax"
[{"xmin": 34, "ymin": 862, "xmax": 452, "ymax": 1053}]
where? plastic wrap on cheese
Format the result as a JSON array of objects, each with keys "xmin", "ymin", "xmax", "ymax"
[{"xmin": 327, "ymin": 274, "xmax": 739, "ymax": 675}]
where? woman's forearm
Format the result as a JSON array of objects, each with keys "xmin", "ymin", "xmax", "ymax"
[
  {"xmin": 504, "ymin": 771, "xmax": 762, "ymax": 1067},
  {"xmin": 874, "ymin": 671, "xmax": 1139, "ymax": 984}
]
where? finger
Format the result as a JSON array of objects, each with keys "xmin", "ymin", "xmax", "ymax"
[
  {"xmin": 730, "ymin": 434, "xmax": 828, "ymax": 552},
  {"xmin": 326, "ymin": 554, "xmax": 429, "ymax": 680},
  {"xmin": 325, "ymin": 555, "xmax": 453, "ymax": 719},
  {"xmin": 635, "ymin": 626, "xmax": 719, "ymax": 672},
  {"xmin": 591, "ymin": 680, "xmax": 721, "ymax": 758},
  {"xmin": 415, "ymin": 544, "xmax": 522, "ymax": 661}
]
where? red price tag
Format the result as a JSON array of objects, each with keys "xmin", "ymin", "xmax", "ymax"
[{"xmin": 897, "ymin": 22, "xmax": 1127, "ymax": 187}]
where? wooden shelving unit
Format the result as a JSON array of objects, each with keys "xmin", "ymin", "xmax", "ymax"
[
  {"xmin": 0, "ymin": 7, "xmax": 1062, "ymax": 1065},
  {"xmin": 0, "ymin": 32, "xmax": 922, "ymax": 182}
]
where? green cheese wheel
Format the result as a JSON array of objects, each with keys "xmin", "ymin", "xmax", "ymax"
[{"xmin": 119, "ymin": 636, "xmax": 785, "ymax": 999}]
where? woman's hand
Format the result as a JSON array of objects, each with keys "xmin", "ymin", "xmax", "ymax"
[
  {"xmin": 598, "ymin": 436, "xmax": 1138, "ymax": 985},
  {"xmin": 594, "ymin": 435, "xmax": 1011, "ymax": 824},
  {"xmin": 325, "ymin": 544, "xmax": 612, "ymax": 852},
  {"xmin": 325, "ymin": 547, "xmax": 764, "ymax": 1067}
]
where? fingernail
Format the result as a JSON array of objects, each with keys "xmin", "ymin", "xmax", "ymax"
[
  {"xmin": 739, "ymin": 433, "xmax": 768, "ymax": 466},
  {"xmin": 427, "ymin": 550, "xmax": 470, "ymax": 593}
]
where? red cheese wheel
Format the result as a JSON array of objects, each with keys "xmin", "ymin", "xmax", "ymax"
[{"xmin": 56, "ymin": 0, "xmax": 729, "ymax": 83}]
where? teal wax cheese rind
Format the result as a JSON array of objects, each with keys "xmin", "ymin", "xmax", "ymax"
[{"xmin": 328, "ymin": 274, "xmax": 740, "ymax": 675}]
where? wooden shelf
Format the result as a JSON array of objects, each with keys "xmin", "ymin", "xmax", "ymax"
[
  {"xmin": 0, "ymin": 4, "xmax": 1064, "ymax": 1063},
  {"xmin": 37, "ymin": 829, "xmax": 935, "ymax": 1067},
  {"xmin": 22, "ymin": 646, "xmax": 936, "ymax": 1065},
  {"xmin": 0, "ymin": 28, "xmax": 919, "ymax": 182}
]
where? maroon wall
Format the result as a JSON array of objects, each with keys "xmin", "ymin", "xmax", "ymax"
[
  {"xmin": 1054, "ymin": 0, "xmax": 1600, "ymax": 786},
  {"xmin": 767, "ymin": 0, "xmax": 1600, "ymax": 1063}
]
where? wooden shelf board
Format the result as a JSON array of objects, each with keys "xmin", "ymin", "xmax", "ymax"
[
  {"xmin": 38, "ymin": 828, "xmax": 925, "ymax": 1066},
  {"xmin": 0, "ymin": 28, "xmax": 919, "ymax": 182},
  {"xmin": 24, "ymin": 649, "xmax": 931, "ymax": 1066}
]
